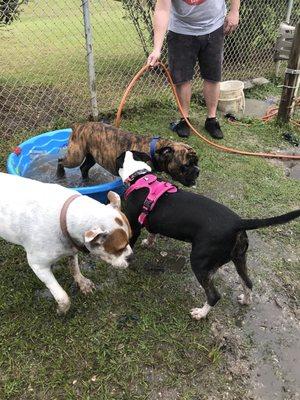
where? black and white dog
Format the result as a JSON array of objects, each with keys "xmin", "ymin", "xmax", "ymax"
[{"xmin": 117, "ymin": 151, "xmax": 300, "ymax": 320}]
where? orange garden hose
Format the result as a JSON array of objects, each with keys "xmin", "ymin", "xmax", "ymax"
[
  {"xmin": 261, "ymin": 106, "xmax": 280, "ymax": 122},
  {"xmin": 262, "ymin": 101, "xmax": 300, "ymax": 125},
  {"xmin": 115, "ymin": 62, "xmax": 300, "ymax": 161}
]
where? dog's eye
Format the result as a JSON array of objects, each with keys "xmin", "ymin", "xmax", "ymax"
[
  {"xmin": 188, "ymin": 157, "xmax": 198, "ymax": 165},
  {"xmin": 92, "ymin": 242, "xmax": 102, "ymax": 248},
  {"xmin": 180, "ymin": 164, "xmax": 189, "ymax": 172},
  {"xmin": 115, "ymin": 248, "xmax": 126, "ymax": 256},
  {"xmin": 116, "ymin": 244, "xmax": 128, "ymax": 254}
]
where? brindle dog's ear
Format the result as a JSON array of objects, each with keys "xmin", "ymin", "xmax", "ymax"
[{"xmin": 156, "ymin": 146, "xmax": 174, "ymax": 161}]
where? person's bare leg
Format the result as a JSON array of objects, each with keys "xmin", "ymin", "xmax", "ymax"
[
  {"xmin": 203, "ymin": 80, "xmax": 220, "ymax": 118},
  {"xmin": 203, "ymin": 80, "xmax": 223, "ymax": 139},
  {"xmin": 175, "ymin": 81, "xmax": 192, "ymax": 118},
  {"xmin": 171, "ymin": 81, "xmax": 192, "ymax": 138}
]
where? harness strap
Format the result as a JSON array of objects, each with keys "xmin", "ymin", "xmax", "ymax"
[
  {"xmin": 124, "ymin": 174, "xmax": 177, "ymax": 226},
  {"xmin": 60, "ymin": 194, "xmax": 90, "ymax": 253}
]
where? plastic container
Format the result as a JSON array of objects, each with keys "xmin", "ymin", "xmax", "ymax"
[
  {"xmin": 6, "ymin": 128, "xmax": 125, "ymax": 204},
  {"xmin": 218, "ymin": 80, "xmax": 245, "ymax": 115}
]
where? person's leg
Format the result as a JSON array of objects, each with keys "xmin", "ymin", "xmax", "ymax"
[
  {"xmin": 170, "ymin": 81, "xmax": 192, "ymax": 137},
  {"xmin": 203, "ymin": 79, "xmax": 223, "ymax": 139},
  {"xmin": 203, "ymin": 80, "xmax": 220, "ymax": 118},
  {"xmin": 175, "ymin": 81, "xmax": 192, "ymax": 118},
  {"xmin": 198, "ymin": 25, "xmax": 225, "ymax": 139},
  {"xmin": 167, "ymin": 31, "xmax": 198, "ymax": 138}
]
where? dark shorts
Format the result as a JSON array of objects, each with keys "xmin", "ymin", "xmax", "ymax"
[{"xmin": 167, "ymin": 25, "xmax": 224, "ymax": 84}]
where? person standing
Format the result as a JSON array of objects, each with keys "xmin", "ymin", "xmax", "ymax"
[{"xmin": 147, "ymin": 0, "xmax": 240, "ymax": 139}]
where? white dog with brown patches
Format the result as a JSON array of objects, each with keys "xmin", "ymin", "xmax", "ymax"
[{"xmin": 0, "ymin": 172, "xmax": 132, "ymax": 314}]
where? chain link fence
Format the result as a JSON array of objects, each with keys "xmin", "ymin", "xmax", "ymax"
[{"xmin": 0, "ymin": 0, "xmax": 299, "ymax": 136}]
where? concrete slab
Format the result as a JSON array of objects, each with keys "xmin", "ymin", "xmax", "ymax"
[
  {"xmin": 243, "ymin": 80, "xmax": 255, "ymax": 89},
  {"xmin": 244, "ymin": 98, "xmax": 270, "ymax": 118},
  {"xmin": 252, "ymin": 77, "xmax": 270, "ymax": 85}
]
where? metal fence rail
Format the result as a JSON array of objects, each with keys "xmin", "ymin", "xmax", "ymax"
[{"xmin": 0, "ymin": 0, "xmax": 299, "ymax": 136}]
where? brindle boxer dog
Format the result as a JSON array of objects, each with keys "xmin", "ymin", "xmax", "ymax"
[{"xmin": 56, "ymin": 122, "xmax": 199, "ymax": 187}]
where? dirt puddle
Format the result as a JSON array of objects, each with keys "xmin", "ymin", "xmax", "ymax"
[
  {"xmin": 244, "ymin": 298, "xmax": 300, "ymax": 399},
  {"xmin": 268, "ymin": 147, "xmax": 300, "ymax": 182},
  {"xmin": 34, "ymin": 231, "xmax": 299, "ymax": 399},
  {"xmin": 218, "ymin": 231, "xmax": 300, "ymax": 400},
  {"xmin": 144, "ymin": 232, "xmax": 300, "ymax": 399}
]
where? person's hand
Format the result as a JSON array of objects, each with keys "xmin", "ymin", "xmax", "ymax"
[
  {"xmin": 147, "ymin": 49, "xmax": 161, "ymax": 67},
  {"xmin": 224, "ymin": 9, "xmax": 239, "ymax": 35}
]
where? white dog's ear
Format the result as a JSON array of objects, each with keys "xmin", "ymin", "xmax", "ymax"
[
  {"xmin": 125, "ymin": 151, "xmax": 133, "ymax": 161},
  {"xmin": 107, "ymin": 191, "xmax": 121, "ymax": 209},
  {"xmin": 119, "ymin": 151, "xmax": 132, "ymax": 179},
  {"xmin": 118, "ymin": 150, "xmax": 151, "ymax": 182},
  {"xmin": 118, "ymin": 167, "xmax": 124, "ymax": 180},
  {"xmin": 84, "ymin": 228, "xmax": 108, "ymax": 244}
]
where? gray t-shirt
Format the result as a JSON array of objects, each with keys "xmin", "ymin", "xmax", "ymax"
[{"xmin": 169, "ymin": 0, "xmax": 226, "ymax": 36}]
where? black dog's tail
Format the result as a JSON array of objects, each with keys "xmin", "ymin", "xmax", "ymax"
[{"xmin": 237, "ymin": 209, "xmax": 300, "ymax": 231}]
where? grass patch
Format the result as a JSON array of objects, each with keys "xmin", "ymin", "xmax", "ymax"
[
  {"xmin": 244, "ymin": 76, "xmax": 283, "ymax": 100},
  {"xmin": 0, "ymin": 0, "xmax": 165, "ymax": 134},
  {"xmin": 0, "ymin": 1, "xmax": 299, "ymax": 396},
  {"xmin": 0, "ymin": 60, "xmax": 299, "ymax": 398}
]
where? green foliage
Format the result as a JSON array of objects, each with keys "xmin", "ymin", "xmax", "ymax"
[
  {"xmin": 225, "ymin": 0, "xmax": 287, "ymax": 64},
  {"xmin": 0, "ymin": 95, "xmax": 299, "ymax": 398},
  {"xmin": 119, "ymin": 0, "xmax": 295, "ymax": 66},
  {"xmin": 121, "ymin": 0, "xmax": 154, "ymax": 57},
  {"xmin": 0, "ymin": 0, "xmax": 25, "ymax": 25}
]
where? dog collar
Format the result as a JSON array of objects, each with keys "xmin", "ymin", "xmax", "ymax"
[
  {"xmin": 150, "ymin": 136, "xmax": 160, "ymax": 165},
  {"xmin": 125, "ymin": 168, "xmax": 150, "ymax": 184},
  {"xmin": 124, "ymin": 173, "xmax": 177, "ymax": 226},
  {"xmin": 60, "ymin": 194, "xmax": 90, "ymax": 253}
]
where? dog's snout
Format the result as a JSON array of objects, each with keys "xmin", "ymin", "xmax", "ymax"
[
  {"xmin": 194, "ymin": 166, "xmax": 200, "ymax": 176},
  {"xmin": 126, "ymin": 253, "xmax": 134, "ymax": 263}
]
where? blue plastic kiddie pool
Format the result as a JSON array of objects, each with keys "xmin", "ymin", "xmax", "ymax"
[{"xmin": 6, "ymin": 128, "xmax": 125, "ymax": 203}]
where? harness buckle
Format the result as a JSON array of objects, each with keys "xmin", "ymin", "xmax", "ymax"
[
  {"xmin": 142, "ymin": 198, "xmax": 153, "ymax": 213},
  {"xmin": 125, "ymin": 169, "xmax": 150, "ymax": 184}
]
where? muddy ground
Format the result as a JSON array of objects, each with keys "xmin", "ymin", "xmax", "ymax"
[
  {"xmin": 219, "ymin": 231, "xmax": 299, "ymax": 400},
  {"xmin": 0, "ymin": 94, "xmax": 299, "ymax": 399},
  {"xmin": 34, "ymin": 225, "xmax": 300, "ymax": 400}
]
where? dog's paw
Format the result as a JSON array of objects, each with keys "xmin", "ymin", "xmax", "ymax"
[
  {"xmin": 190, "ymin": 304, "xmax": 211, "ymax": 320},
  {"xmin": 237, "ymin": 293, "xmax": 252, "ymax": 305},
  {"xmin": 56, "ymin": 297, "xmax": 71, "ymax": 316},
  {"xmin": 78, "ymin": 277, "xmax": 95, "ymax": 295},
  {"xmin": 56, "ymin": 163, "xmax": 66, "ymax": 179}
]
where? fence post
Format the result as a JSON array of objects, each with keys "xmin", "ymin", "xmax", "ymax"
[
  {"xmin": 277, "ymin": 22, "xmax": 300, "ymax": 124},
  {"xmin": 82, "ymin": 0, "xmax": 99, "ymax": 120},
  {"xmin": 275, "ymin": 0, "xmax": 294, "ymax": 77},
  {"xmin": 285, "ymin": 0, "xmax": 294, "ymax": 23}
]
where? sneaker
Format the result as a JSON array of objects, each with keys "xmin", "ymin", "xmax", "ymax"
[
  {"xmin": 205, "ymin": 117, "xmax": 224, "ymax": 139},
  {"xmin": 170, "ymin": 117, "xmax": 190, "ymax": 138}
]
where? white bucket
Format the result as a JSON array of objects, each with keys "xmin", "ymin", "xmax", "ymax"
[{"xmin": 218, "ymin": 80, "xmax": 245, "ymax": 115}]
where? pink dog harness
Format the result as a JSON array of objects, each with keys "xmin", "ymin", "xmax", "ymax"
[{"xmin": 124, "ymin": 174, "xmax": 177, "ymax": 226}]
